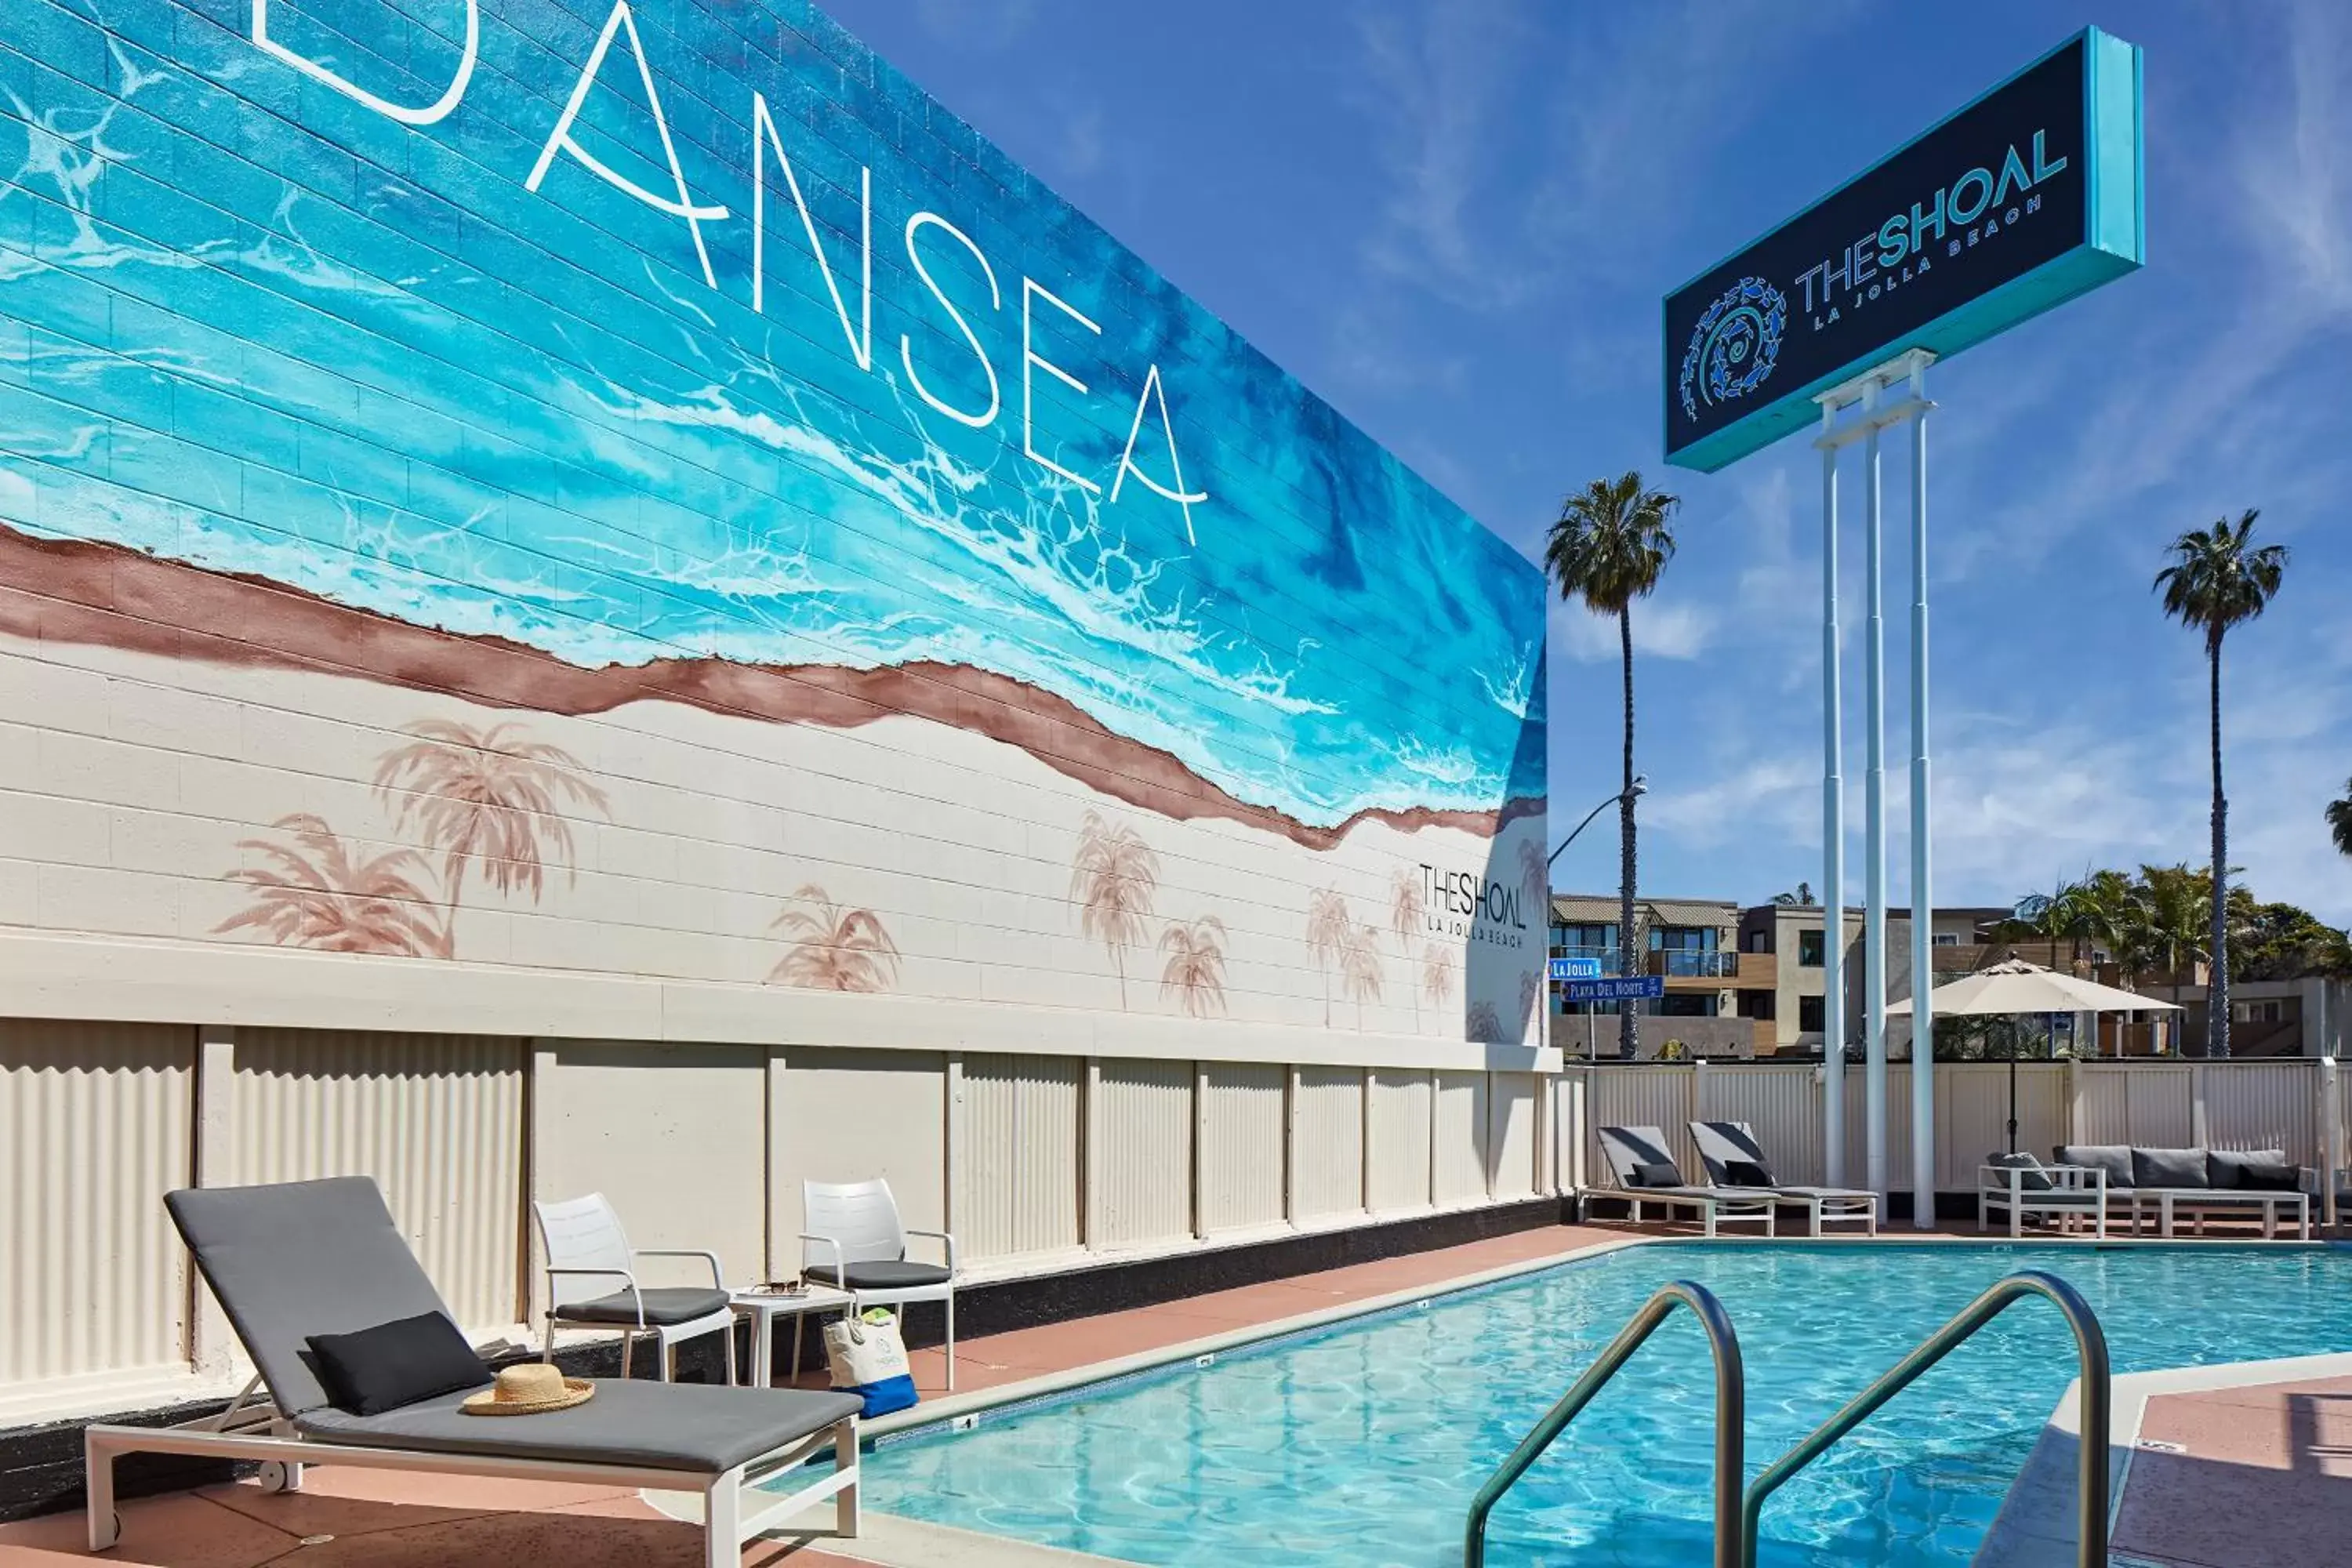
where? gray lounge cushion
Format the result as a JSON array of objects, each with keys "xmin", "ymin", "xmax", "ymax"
[
  {"xmin": 2055, "ymin": 1145, "xmax": 2133, "ymax": 1189},
  {"xmin": 2131, "ymin": 1147, "xmax": 2211, "ymax": 1189},
  {"xmin": 296, "ymin": 1379, "xmax": 860, "ymax": 1474},
  {"xmin": 807, "ymin": 1261, "xmax": 952, "ymax": 1291},
  {"xmin": 1627, "ymin": 1160, "xmax": 1687, "ymax": 1189},
  {"xmin": 1985, "ymin": 1152, "xmax": 2053, "ymax": 1192},
  {"xmin": 555, "ymin": 1287, "xmax": 732, "ymax": 1326},
  {"xmin": 2209, "ymin": 1149, "xmax": 2299, "ymax": 1191},
  {"xmin": 167, "ymin": 1178, "xmax": 455, "ymax": 1416}
]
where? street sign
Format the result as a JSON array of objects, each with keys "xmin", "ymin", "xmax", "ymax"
[
  {"xmin": 1548, "ymin": 956, "xmax": 1603, "ymax": 982},
  {"xmin": 1564, "ymin": 976, "xmax": 1665, "ymax": 1004}
]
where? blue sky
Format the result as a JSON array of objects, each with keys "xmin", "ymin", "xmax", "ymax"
[{"xmin": 822, "ymin": 0, "xmax": 2352, "ymax": 923}]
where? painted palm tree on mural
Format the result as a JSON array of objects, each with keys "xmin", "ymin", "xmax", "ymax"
[
  {"xmin": 1518, "ymin": 970, "xmax": 1542, "ymax": 1044},
  {"xmin": 1466, "ymin": 1000, "xmax": 1504, "ymax": 1045},
  {"xmin": 372, "ymin": 720, "xmax": 608, "ymax": 956},
  {"xmin": 2156, "ymin": 510, "xmax": 2287, "ymax": 1056},
  {"xmin": 1517, "ymin": 838, "xmax": 1547, "ymax": 927},
  {"xmin": 1545, "ymin": 471, "xmax": 1678, "ymax": 1060},
  {"xmin": 216, "ymin": 813, "xmax": 448, "ymax": 957},
  {"xmin": 1420, "ymin": 940, "xmax": 1456, "ymax": 1026},
  {"xmin": 1339, "ymin": 923, "xmax": 1385, "ymax": 1030},
  {"xmin": 1388, "ymin": 869, "xmax": 1425, "ymax": 1029},
  {"xmin": 1159, "ymin": 916, "xmax": 1229, "ymax": 1019},
  {"xmin": 769, "ymin": 884, "xmax": 901, "ymax": 992},
  {"xmin": 1071, "ymin": 810, "xmax": 1160, "ymax": 1009},
  {"xmin": 1304, "ymin": 887, "xmax": 1352, "ymax": 1026}
]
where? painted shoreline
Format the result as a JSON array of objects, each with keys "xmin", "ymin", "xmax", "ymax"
[{"xmin": 0, "ymin": 525, "xmax": 1541, "ymax": 851}]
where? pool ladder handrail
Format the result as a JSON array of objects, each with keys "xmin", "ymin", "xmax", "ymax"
[
  {"xmin": 1462, "ymin": 1279, "xmax": 1745, "ymax": 1568},
  {"xmin": 1737, "ymin": 1268, "xmax": 2111, "ymax": 1568}
]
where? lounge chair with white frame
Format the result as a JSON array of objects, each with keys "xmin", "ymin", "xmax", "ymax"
[
  {"xmin": 82, "ymin": 1178, "xmax": 861, "ymax": 1568},
  {"xmin": 1588, "ymin": 1125, "xmax": 1776, "ymax": 1236},
  {"xmin": 534, "ymin": 1192, "xmax": 735, "ymax": 1383},
  {"xmin": 1687, "ymin": 1120, "xmax": 1879, "ymax": 1236},
  {"xmin": 801, "ymin": 1178, "xmax": 958, "ymax": 1390}
]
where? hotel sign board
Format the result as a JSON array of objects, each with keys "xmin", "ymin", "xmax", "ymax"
[{"xmin": 1664, "ymin": 28, "xmax": 2144, "ymax": 472}]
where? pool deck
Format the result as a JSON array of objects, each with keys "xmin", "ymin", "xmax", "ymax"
[{"xmin": 3, "ymin": 1218, "xmax": 2343, "ymax": 1567}]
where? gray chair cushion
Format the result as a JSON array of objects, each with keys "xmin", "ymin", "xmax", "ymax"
[
  {"xmin": 555, "ymin": 1287, "xmax": 732, "ymax": 1327},
  {"xmin": 2209, "ymin": 1149, "xmax": 2298, "ymax": 1191},
  {"xmin": 2131, "ymin": 1147, "xmax": 2211, "ymax": 1189},
  {"xmin": 1986, "ymin": 1152, "xmax": 2053, "ymax": 1192},
  {"xmin": 296, "ymin": 1379, "xmax": 861, "ymax": 1474},
  {"xmin": 167, "ymin": 1178, "xmax": 454, "ymax": 1417},
  {"xmin": 808, "ymin": 1260, "xmax": 953, "ymax": 1291},
  {"xmin": 2055, "ymin": 1145, "xmax": 2133, "ymax": 1189}
]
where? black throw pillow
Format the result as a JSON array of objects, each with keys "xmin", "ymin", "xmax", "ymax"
[
  {"xmin": 1628, "ymin": 1160, "xmax": 1686, "ymax": 1189},
  {"xmin": 1722, "ymin": 1160, "xmax": 1774, "ymax": 1188},
  {"xmin": 307, "ymin": 1312, "xmax": 493, "ymax": 1416},
  {"xmin": 2237, "ymin": 1163, "xmax": 2303, "ymax": 1192}
]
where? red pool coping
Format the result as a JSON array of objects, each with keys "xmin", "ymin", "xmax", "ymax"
[{"xmin": 2111, "ymin": 1372, "xmax": 2352, "ymax": 1568}]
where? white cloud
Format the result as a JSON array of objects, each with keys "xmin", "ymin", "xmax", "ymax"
[{"xmin": 1553, "ymin": 598, "xmax": 1712, "ymax": 662}]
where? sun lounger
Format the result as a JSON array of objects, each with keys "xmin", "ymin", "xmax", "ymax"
[
  {"xmin": 82, "ymin": 1178, "xmax": 862, "ymax": 1568},
  {"xmin": 1587, "ymin": 1125, "xmax": 1776, "ymax": 1236},
  {"xmin": 1686, "ymin": 1120, "xmax": 1878, "ymax": 1236}
]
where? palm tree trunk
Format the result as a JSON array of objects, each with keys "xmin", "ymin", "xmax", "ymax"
[
  {"xmin": 1116, "ymin": 946, "xmax": 1128, "ymax": 1011},
  {"xmin": 1617, "ymin": 604, "xmax": 1639, "ymax": 1061},
  {"xmin": 2207, "ymin": 633, "xmax": 2230, "ymax": 1058},
  {"xmin": 439, "ymin": 858, "xmax": 466, "ymax": 961}
]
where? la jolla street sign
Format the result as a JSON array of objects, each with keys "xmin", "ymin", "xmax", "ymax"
[
  {"xmin": 1663, "ymin": 27, "xmax": 2143, "ymax": 472},
  {"xmin": 1548, "ymin": 956, "xmax": 1603, "ymax": 982}
]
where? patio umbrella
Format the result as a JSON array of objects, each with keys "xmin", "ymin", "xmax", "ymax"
[{"xmin": 1888, "ymin": 958, "xmax": 2182, "ymax": 1151}]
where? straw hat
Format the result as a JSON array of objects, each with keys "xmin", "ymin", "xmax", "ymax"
[{"xmin": 461, "ymin": 1363, "xmax": 594, "ymax": 1416}]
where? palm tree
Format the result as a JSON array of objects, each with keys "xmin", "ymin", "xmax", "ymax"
[
  {"xmin": 1388, "ymin": 869, "xmax": 1425, "ymax": 1029},
  {"xmin": 216, "ymin": 813, "xmax": 448, "ymax": 957},
  {"xmin": 1339, "ymin": 924, "xmax": 1385, "ymax": 1029},
  {"xmin": 1305, "ymin": 887, "xmax": 1351, "ymax": 1026},
  {"xmin": 1419, "ymin": 940, "xmax": 1456, "ymax": 1025},
  {"xmin": 2155, "ymin": 510, "xmax": 2287, "ymax": 1057},
  {"xmin": 769, "ymin": 884, "xmax": 900, "ymax": 992},
  {"xmin": 1545, "ymin": 470, "xmax": 1678, "ymax": 1059},
  {"xmin": 1158, "ymin": 916, "xmax": 1229, "ymax": 1018},
  {"xmin": 2328, "ymin": 781, "xmax": 2352, "ymax": 859},
  {"xmin": 2133, "ymin": 863, "xmax": 2212, "ymax": 1044},
  {"xmin": 1466, "ymin": 1000, "xmax": 1504, "ymax": 1044},
  {"xmin": 372, "ymin": 720, "xmax": 608, "ymax": 956},
  {"xmin": 1070, "ymin": 811, "xmax": 1160, "ymax": 1008}
]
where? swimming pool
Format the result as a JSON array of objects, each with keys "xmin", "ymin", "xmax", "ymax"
[{"xmin": 851, "ymin": 1242, "xmax": 2352, "ymax": 1566}]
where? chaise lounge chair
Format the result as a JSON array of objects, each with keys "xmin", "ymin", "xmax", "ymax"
[
  {"xmin": 1587, "ymin": 1125, "xmax": 1776, "ymax": 1236},
  {"xmin": 82, "ymin": 1178, "xmax": 862, "ymax": 1568},
  {"xmin": 1687, "ymin": 1120, "xmax": 1879, "ymax": 1236}
]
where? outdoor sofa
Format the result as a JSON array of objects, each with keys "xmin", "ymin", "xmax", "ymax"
[
  {"xmin": 1980, "ymin": 1145, "xmax": 2312, "ymax": 1240},
  {"xmin": 1686, "ymin": 1120, "xmax": 1879, "ymax": 1236},
  {"xmin": 1585, "ymin": 1125, "xmax": 1777, "ymax": 1236},
  {"xmin": 82, "ymin": 1178, "xmax": 862, "ymax": 1568}
]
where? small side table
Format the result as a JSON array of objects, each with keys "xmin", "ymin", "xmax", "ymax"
[{"xmin": 729, "ymin": 1285, "xmax": 855, "ymax": 1388}]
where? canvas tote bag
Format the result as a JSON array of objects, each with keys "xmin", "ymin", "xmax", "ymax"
[{"xmin": 823, "ymin": 1308, "xmax": 916, "ymax": 1417}]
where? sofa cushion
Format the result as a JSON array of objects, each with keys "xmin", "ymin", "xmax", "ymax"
[
  {"xmin": 1628, "ymin": 1161, "xmax": 1687, "ymax": 1189},
  {"xmin": 2130, "ymin": 1147, "xmax": 2211, "ymax": 1190},
  {"xmin": 1986, "ymin": 1152, "xmax": 2053, "ymax": 1192},
  {"xmin": 2055, "ymin": 1145, "xmax": 2133, "ymax": 1189},
  {"xmin": 2208, "ymin": 1149, "xmax": 2293, "ymax": 1190},
  {"xmin": 1721, "ymin": 1160, "xmax": 1774, "ymax": 1188}
]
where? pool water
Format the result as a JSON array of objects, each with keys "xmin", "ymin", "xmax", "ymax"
[{"xmin": 851, "ymin": 1243, "xmax": 2352, "ymax": 1566}]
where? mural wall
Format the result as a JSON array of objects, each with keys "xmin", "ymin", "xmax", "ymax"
[{"xmin": 0, "ymin": 0, "xmax": 1548, "ymax": 1044}]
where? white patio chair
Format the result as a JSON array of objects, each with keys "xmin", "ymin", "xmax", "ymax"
[
  {"xmin": 801, "ymin": 1178, "xmax": 957, "ymax": 1390},
  {"xmin": 534, "ymin": 1192, "xmax": 736, "ymax": 1385}
]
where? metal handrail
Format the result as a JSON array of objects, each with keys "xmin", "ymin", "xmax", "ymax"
[
  {"xmin": 1464, "ymin": 1280, "xmax": 1744, "ymax": 1568},
  {"xmin": 1738, "ymin": 1269, "xmax": 2110, "ymax": 1568}
]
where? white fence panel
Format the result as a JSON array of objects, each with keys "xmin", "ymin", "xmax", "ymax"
[
  {"xmin": 236, "ymin": 1029, "xmax": 524, "ymax": 1331},
  {"xmin": 1092, "ymin": 1060, "xmax": 1194, "ymax": 1249},
  {"xmin": 1697, "ymin": 1065, "xmax": 1822, "ymax": 1185},
  {"xmin": 1366, "ymin": 1069, "xmax": 1433, "ymax": 1212},
  {"xmin": 1936, "ymin": 1062, "xmax": 2069, "ymax": 1185},
  {"xmin": 2195, "ymin": 1062, "xmax": 2321, "ymax": 1163},
  {"xmin": 957, "ymin": 1054, "xmax": 1083, "ymax": 1261},
  {"xmin": 1292, "ymin": 1067, "xmax": 1367, "ymax": 1220},
  {"xmin": 2076, "ymin": 1063, "xmax": 2192, "ymax": 1147},
  {"xmin": 1433, "ymin": 1070, "xmax": 1490, "ymax": 1204},
  {"xmin": 1489, "ymin": 1072, "xmax": 1539, "ymax": 1200},
  {"xmin": 1, "ymin": 1022, "xmax": 194, "ymax": 1390},
  {"xmin": 1200, "ymin": 1064, "xmax": 1286, "ymax": 1233},
  {"xmin": 1588, "ymin": 1067, "xmax": 1697, "ymax": 1188}
]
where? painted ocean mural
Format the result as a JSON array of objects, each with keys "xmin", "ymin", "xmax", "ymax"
[{"xmin": 0, "ymin": 0, "xmax": 1545, "ymax": 834}]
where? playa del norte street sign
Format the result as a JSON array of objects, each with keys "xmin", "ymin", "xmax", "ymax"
[
  {"xmin": 1664, "ymin": 27, "xmax": 2144, "ymax": 472},
  {"xmin": 1565, "ymin": 977, "xmax": 1665, "ymax": 1004}
]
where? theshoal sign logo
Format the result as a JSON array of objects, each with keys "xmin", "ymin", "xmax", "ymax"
[
  {"xmin": 1421, "ymin": 865, "xmax": 1529, "ymax": 949},
  {"xmin": 1664, "ymin": 28, "xmax": 2143, "ymax": 472}
]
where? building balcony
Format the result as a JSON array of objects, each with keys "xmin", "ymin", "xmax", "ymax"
[{"xmin": 1646, "ymin": 950, "xmax": 1743, "ymax": 981}]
